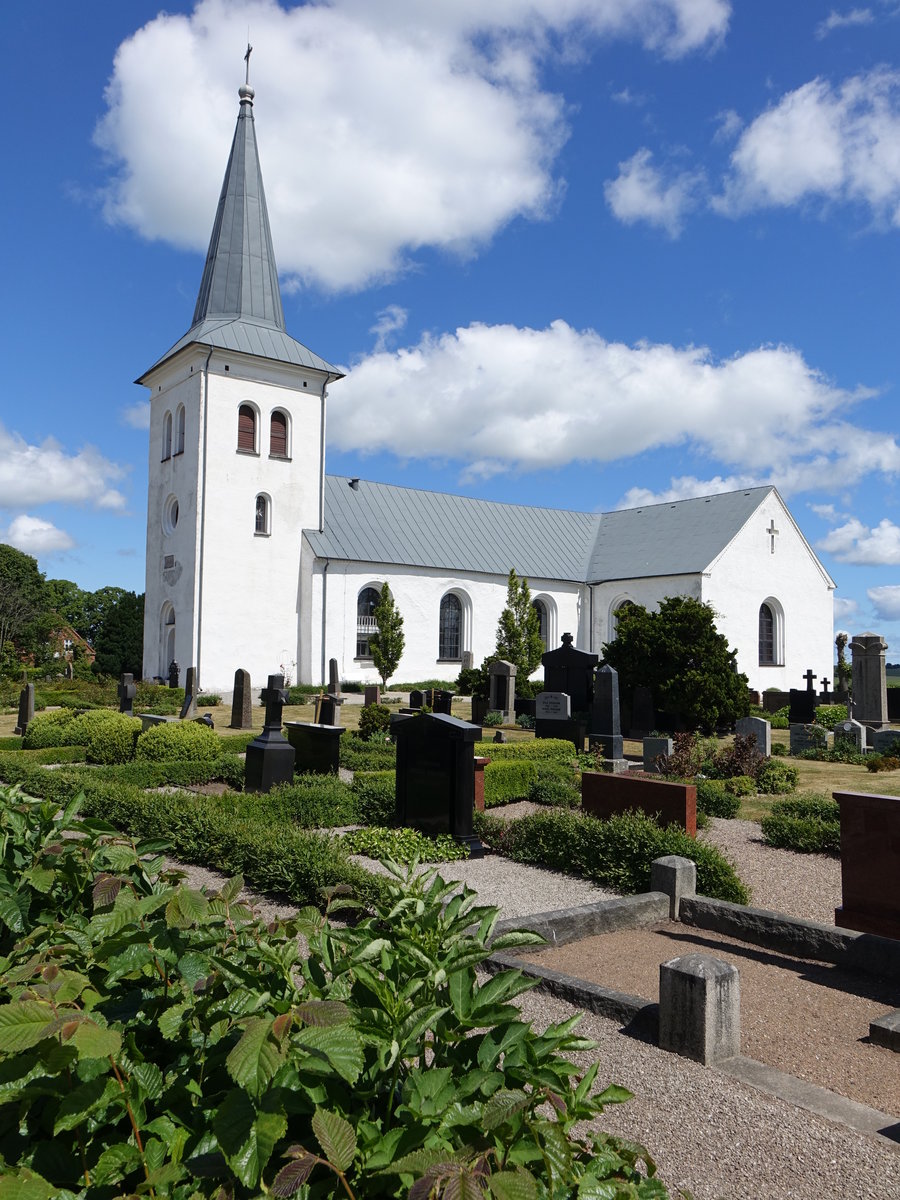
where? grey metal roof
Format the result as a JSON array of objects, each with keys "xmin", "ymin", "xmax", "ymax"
[
  {"xmin": 139, "ymin": 85, "xmax": 340, "ymax": 381},
  {"xmin": 307, "ymin": 477, "xmax": 601, "ymax": 581},
  {"xmin": 306, "ymin": 479, "xmax": 778, "ymax": 584},
  {"xmin": 585, "ymin": 486, "xmax": 774, "ymax": 581}
]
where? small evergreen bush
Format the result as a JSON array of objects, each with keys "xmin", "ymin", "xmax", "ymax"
[
  {"xmin": 756, "ymin": 758, "xmax": 799, "ymax": 794},
  {"xmin": 358, "ymin": 702, "xmax": 391, "ymax": 741},
  {"xmin": 340, "ymin": 825, "xmax": 469, "ymax": 863},
  {"xmin": 21, "ymin": 708, "xmax": 78, "ymax": 748},
  {"xmin": 516, "ymin": 712, "xmax": 535, "ymax": 729},
  {"xmin": 482, "ymin": 710, "xmax": 503, "ymax": 727},
  {"xmin": 340, "ymin": 733, "xmax": 396, "ymax": 772},
  {"xmin": 724, "ymin": 774, "xmax": 756, "ymax": 797},
  {"xmin": 195, "ymin": 692, "xmax": 222, "ymax": 706},
  {"xmin": 815, "ymin": 703, "xmax": 848, "ymax": 726},
  {"xmin": 695, "ymin": 778, "xmax": 740, "ymax": 819},
  {"xmin": 866, "ymin": 753, "xmax": 900, "ymax": 772},
  {"xmin": 526, "ymin": 774, "xmax": 581, "ymax": 808},
  {"xmin": 474, "ymin": 737, "xmax": 573, "ymax": 763},
  {"xmin": 135, "ymin": 720, "xmax": 222, "ymax": 763},
  {"xmin": 760, "ymin": 794, "xmax": 840, "ymax": 854},
  {"xmin": 351, "ymin": 772, "xmax": 396, "ymax": 826},
  {"xmin": 769, "ymin": 705, "xmax": 790, "ymax": 729},
  {"xmin": 771, "ymin": 742, "xmax": 787, "ymax": 755},
  {"xmin": 264, "ymin": 776, "xmax": 359, "ymax": 827},
  {"xmin": 83, "ymin": 712, "xmax": 142, "ymax": 764}
]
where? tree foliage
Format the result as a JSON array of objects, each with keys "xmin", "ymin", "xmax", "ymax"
[
  {"xmin": 368, "ymin": 583, "xmax": 405, "ymax": 687},
  {"xmin": 495, "ymin": 569, "xmax": 544, "ymax": 679},
  {"xmin": 602, "ymin": 595, "xmax": 750, "ymax": 732},
  {"xmin": 0, "ymin": 544, "xmax": 48, "ymax": 656},
  {"xmin": 92, "ymin": 590, "xmax": 144, "ymax": 677}
]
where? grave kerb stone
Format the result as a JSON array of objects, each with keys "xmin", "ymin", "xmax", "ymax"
[{"xmin": 651, "ymin": 855, "xmax": 696, "ymax": 920}]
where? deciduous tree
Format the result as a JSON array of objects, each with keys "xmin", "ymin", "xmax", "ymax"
[
  {"xmin": 369, "ymin": 583, "xmax": 405, "ymax": 687},
  {"xmin": 495, "ymin": 568, "xmax": 544, "ymax": 680}
]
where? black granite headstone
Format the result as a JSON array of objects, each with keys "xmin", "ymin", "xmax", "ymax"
[
  {"xmin": 541, "ymin": 633, "xmax": 598, "ymax": 715},
  {"xmin": 590, "ymin": 664, "xmax": 624, "ymax": 759},
  {"xmin": 118, "ymin": 673, "xmax": 136, "ymax": 716},
  {"xmin": 14, "ymin": 683, "xmax": 34, "ymax": 736},
  {"xmin": 284, "ymin": 721, "xmax": 345, "ymax": 773},
  {"xmin": 168, "ymin": 660, "xmax": 180, "ymax": 689},
  {"xmin": 432, "ymin": 689, "xmax": 454, "ymax": 715},
  {"xmin": 788, "ymin": 670, "xmax": 818, "ymax": 724},
  {"xmin": 394, "ymin": 712, "xmax": 483, "ymax": 856},
  {"xmin": 244, "ymin": 674, "xmax": 295, "ymax": 793},
  {"xmin": 409, "ymin": 689, "xmax": 425, "ymax": 710},
  {"xmin": 180, "ymin": 666, "xmax": 199, "ymax": 720}
]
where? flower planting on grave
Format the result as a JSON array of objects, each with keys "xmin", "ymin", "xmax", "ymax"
[{"xmin": 0, "ymin": 786, "xmax": 671, "ymax": 1199}]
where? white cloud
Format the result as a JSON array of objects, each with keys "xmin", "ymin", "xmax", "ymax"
[
  {"xmin": 331, "ymin": 320, "xmax": 893, "ymax": 487},
  {"xmin": 604, "ymin": 148, "xmax": 703, "ymax": 235},
  {"xmin": 815, "ymin": 8, "xmax": 874, "ymax": 40},
  {"xmin": 868, "ymin": 584, "xmax": 900, "ymax": 620},
  {"xmin": 712, "ymin": 107, "xmax": 742, "ymax": 142},
  {"xmin": 3, "ymin": 516, "xmax": 75, "ymax": 556},
  {"xmin": 95, "ymin": 0, "xmax": 730, "ymax": 292},
  {"xmin": 714, "ymin": 69, "xmax": 900, "ymax": 226},
  {"xmin": 121, "ymin": 400, "xmax": 151, "ymax": 430},
  {"xmin": 817, "ymin": 516, "xmax": 900, "ymax": 563},
  {"xmin": 833, "ymin": 597, "xmax": 860, "ymax": 621},
  {"xmin": 617, "ymin": 474, "xmax": 758, "ymax": 507},
  {"xmin": 370, "ymin": 305, "xmax": 408, "ymax": 352},
  {"xmin": 0, "ymin": 425, "xmax": 127, "ymax": 511}
]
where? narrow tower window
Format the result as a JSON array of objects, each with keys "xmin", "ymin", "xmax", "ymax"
[
  {"xmin": 759, "ymin": 602, "xmax": 775, "ymax": 664},
  {"xmin": 162, "ymin": 412, "xmax": 172, "ymax": 461},
  {"xmin": 175, "ymin": 405, "xmax": 185, "ymax": 455},
  {"xmin": 254, "ymin": 494, "xmax": 271, "ymax": 536},
  {"xmin": 238, "ymin": 404, "xmax": 257, "ymax": 453},
  {"xmin": 270, "ymin": 410, "xmax": 288, "ymax": 457}
]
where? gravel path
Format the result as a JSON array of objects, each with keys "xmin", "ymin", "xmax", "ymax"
[{"xmin": 168, "ymin": 819, "xmax": 899, "ymax": 1199}]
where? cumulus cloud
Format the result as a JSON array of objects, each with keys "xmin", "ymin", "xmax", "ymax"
[
  {"xmin": 121, "ymin": 400, "xmax": 151, "ymax": 430},
  {"xmin": 604, "ymin": 148, "xmax": 703, "ymax": 235},
  {"xmin": 0, "ymin": 425, "xmax": 127, "ymax": 511},
  {"xmin": 370, "ymin": 305, "xmax": 408, "ymax": 352},
  {"xmin": 714, "ymin": 69, "xmax": 900, "ymax": 225},
  {"xmin": 3, "ymin": 516, "xmax": 75, "ymax": 556},
  {"xmin": 617, "ymin": 474, "xmax": 758, "ymax": 507},
  {"xmin": 833, "ymin": 596, "xmax": 860, "ymax": 621},
  {"xmin": 868, "ymin": 584, "xmax": 900, "ymax": 620},
  {"xmin": 330, "ymin": 320, "xmax": 892, "ymax": 487},
  {"xmin": 95, "ymin": 0, "xmax": 730, "ymax": 291},
  {"xmin": 815, "ymin": 8, "xmax": 874, "ymax": 39},
  {"xmin": 817, "ymin": 516, "xmax": 900, "ymax": 563}
]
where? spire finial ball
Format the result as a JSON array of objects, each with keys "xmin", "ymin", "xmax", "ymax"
[{"xmin": 239, "ymin": 84, "xmax": 255, "ymax": 103}]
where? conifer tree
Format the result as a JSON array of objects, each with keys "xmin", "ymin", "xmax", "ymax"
[
  {"xmin": 495, "ymin": 569, "xmax": 544, "ymax": 680},
  {"xmin": 369, "ymin": 583, "xmax": 405, "ymax": 687}
]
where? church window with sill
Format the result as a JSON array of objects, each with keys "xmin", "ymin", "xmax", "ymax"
[
  {"xmin": 357, "ymin": 586, "xmax": 380, "ymax": 659},
  {"xmin": 175, "ymin": 405, "xmax": 185, "ymax": 455},
  {"xmin": 439, "ymin": 593, "xmax": 462, "ymax": 660},
  {"xmin": 162, "ymin": 411, "xmax": 172, "ymax": 461},
  {"xmin": 759, "ymin": 599, "xmax": 784, "ymax": 666}
]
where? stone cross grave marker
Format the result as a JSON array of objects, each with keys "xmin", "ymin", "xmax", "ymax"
[
  {"xmin": 14, "ymin": 683, "xmax": 34, "ymax": 736},
  {"xmin": 819, "ymin": 675, "xmax": 832, "ymax": 701},
  {"xmin": 118, "ymin": 673, "xmax": 136, "ymax": 717},
  {"xmin": 244, "ymin": 673, "xmax": 295, "ymax": 793},
  {"xmin": 167, "ymin": 660, "xmax": 180, "ymax": 689},
  {"xmin": 230, "ymin": 668, "xmax": 253, "ymax": 730}
]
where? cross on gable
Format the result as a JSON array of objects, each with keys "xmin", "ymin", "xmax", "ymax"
[{"xmin": 767, "ymin": 519, "xmax": 779, "ymax": 554}]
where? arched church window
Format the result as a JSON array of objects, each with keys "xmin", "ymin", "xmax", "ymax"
[
  {"xmin": 254, "ymin": 493, "xmax": 271, "ymax": 536},
  {"xmin": 162, "ymin": 412, "xmax": 172, "ymax": 461},
  {"xmin": 357, "ymin": 586, "xmax": 380, "ymax": 659},
  {"xmin": 759, "ymin": 602, "xmax": 775, "ymax": 665},
  {"xmin": 175, "ymin": 405, "xmax": 185, "ymax": 455},
  {"xmin": 609, "ymin": 599, "xmax": 635, "ymax": 639},
  {"xmin": 532, "ymin": 599, "xmax": 548, "ymax": 648},
  {"xmin": 238, "ymin": 404, "xmax": 257, "ymax": 453},
  {"xmin": 439, "ymin": 593, "xmax": 462, "ymax": 660},
  {"xmin": 270, "ymin": 410, "xmax": 288, "ymax": 458}
]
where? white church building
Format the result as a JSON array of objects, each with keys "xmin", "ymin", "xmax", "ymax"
[{"xmin": 141, "ymin": 82, "xmax": 835, "ymax": 696}]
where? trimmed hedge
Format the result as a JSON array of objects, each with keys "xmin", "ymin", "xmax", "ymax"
[
  {"xmin": 760, "ymin": 794, "xmax": 840, "ymax": 855},
  {"xmin": 483, "ymin": 760, "xmax": 573, "ymax": 807},
  {"xmin": 351, "ymin": 772, "xmax": 397, "ymax": 826},
  {"xmin": 21, "ymin": 708, "xmax": 79, "ymax": 748},
  {"xmin": 474, "ymin": 738, "xmax": 574, "ymax": 763},
  {"xmin": 0, "ymin": 736, "xmax": 22, "ymax": 752},
  {"xmin": 82, "ymin": 712, "xmax": 142, "ymax": 764},
  {"xmin": 136, "ymin": 720, "xmax": 222, "ymax": 763},
  {"xmin": 475, "ymin": 807, "xmax": 749, "ymax": 904},
  {"xmin": 340, "ymin": 735, "xmax": 397, "ymax": 772},
  {"xmin": 695, "ymin": 778, "xmax": 740, "ymax": 819}
]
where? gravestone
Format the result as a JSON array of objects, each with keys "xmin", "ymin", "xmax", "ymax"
[
  {"xmin": 851, "ymin": 633, "xmax": 889, "ymax": 728},
  {"xmin": 589, "ymin": 664, "xmax": 624, "ymax": 765},
  {"xmin": 180, "ymin": 666, "xmax": 198, "ymax": 720},
  {"xmin": 534, "ymin": 690, "xmax": 585, "ymax": 752},
  {"xmin": 432, "ymin": 689, "xmax": 454, "ymax": 716},
  {"xmin": 230, "ymin": 668, "xmax": 253, "ymax": 730},
  {"xmin": 364, "ymin": 684, "xmax": 381, "ymax": 707},
  {"xmin": 118, "ymin": 673, "xmax": 136, "ymax": 717},
  {"xmin": 659, "ymin": 954, "xmax": 740, "ymax": 1065},
  {"xmin": 788, "ymin": 669, "xmax": 817, "ymax": 724},
  {"xmin": 488, "ymin": 661, "xmax": 516, "ymax": 722},
  {"xmin": 871, "ymin": 728, "xmax": 900, "ymax": 755},
  {"xmin": 284, "ymin": 721, "xmax": 345, "ymax": 774},
  {"xmin": 630, "ymin": 685, "xmax": 655, "ymax": 739},
  {"xmin": 394, "ymin": 712, "xmax": 483, "ymax": 856},
  {"xmin": 535, "ymin": 691, "xmax": 570, "ymax": 721},
  {"xmin": 643, "ymin": 736, "xmax": 673, "ymax": 773},
  {"xmin": 328, "ymin": 658, "xmax": 341, "ymax": 697},
  {"xmin": 168, "ymin": 660, "xmax": 180, "ymax": 689},
  {"xmin": 314, "ymin": 693, "xmax": 342, "ymax": 726},
  {"xmin": 461, "ymin": 650, "xmax": 474, "ymax": 670},
  {"xmin": 542, "ymin": 633, "xmax": 597, "ymax": 715},
  {"xmin": 819, "ymin": 676, "xmax": 832, "ymax": 702},
  {"xmin": 835, "ymin": 719, "xmax": 866, "ymax": 754},
  {"xmin": 409, "ymin": 689, "xmax": 425, "ymax": 710},
  {"xmin": 14, "ymin": 683, "xmax": 34, "ymax": 736},
  {"xmin": 244, "ymin": 674, "xmax": 295, "ymax": 793},
  {"xmin": 735, "ymin": 715, "xmax": 771, "ymax": 758},
  {"xmin": 789, "ymin": 723, "xmax": 831, "ymax": 754},
  {"xmin": 834, "ymin": 790, "xmax": 900, "ymax": 938}
]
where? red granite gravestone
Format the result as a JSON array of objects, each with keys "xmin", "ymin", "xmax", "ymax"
[
  {"xmin": 581, "ymin": 772, "xmax": 697, "ymax": 836},
  {"xmin": 834, "ymin": 790, "xmax": 900, "ymax": 939}
]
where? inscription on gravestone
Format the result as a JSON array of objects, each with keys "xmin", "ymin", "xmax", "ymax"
[{"xmin": 535, "ymin": 691, "xmax": 570, "ymax": 720}]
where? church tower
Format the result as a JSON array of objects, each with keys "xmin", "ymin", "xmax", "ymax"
[{"xmin": 139, "ymin": 74, "xmax": 342, "ymax": 691}]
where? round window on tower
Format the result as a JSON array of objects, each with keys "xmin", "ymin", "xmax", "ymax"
[{"xmin": 162, "ymin": 494, "xmax": 179, "ymax": 536}]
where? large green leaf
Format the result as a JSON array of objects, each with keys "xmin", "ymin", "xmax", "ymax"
[
  {"xmin": 91, "ymin": 1142, "xmax": 142, "ymax": 1186},
  {"xmin": 294, "ymin": 1025, "xmax": 363, "ymax": 1084},
  {"xmin": 482, "ymin": 1089, "xmax": 530, "ymax": 1131},
  {"xmin": 311, "ymin": 1109, "xmax": 356, "ymax": 1173},
  {"xmin": 487, "ymin": 1169, "xmax": 539, "ymax": 1200},
  {"xmin": 53, "ymin": 1076, "xmax": 120, "ymax": 1134},
  {"xmin": 70, "ymin": 1018, "xmax": 121, "ymax": 1060},
  {"xmin": 271, "ymin": 1148, "xmax": 318, "ymax": 1197},
  {"xmin": 0, "ymin": 1170, "xmax": 58, "ymax": 1200},
  {"xmin": 0, "ymin": 1002, "xmax": 57, "ymax": 1052},
  {"xmin": 215, "ymin": 1089, "xmax": 286, "ymax": 1188},
  {"xmin": 226, "ymin": 1017, "xmax": 284, "ymax": 1098}
]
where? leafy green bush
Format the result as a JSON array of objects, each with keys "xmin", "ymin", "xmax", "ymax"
[
  {"xmin": 771, "ymin": 742, "xmax": 787, "ymax": 755},
  {"xmin": 217, "ymin": 730, "xmax": 257, "ymax": 754},
  {"xmin": 135, "ymin": 719, "xmax": 222, "ymax": 763},
  {"xmin": 756, "ymin": 759, "xmax": 799, "ymax": 794},
  {"xmin": 815, "ymin": 703, "xmax": 848, "ymax": 726},
  {"xmin": 21, "ymin": 707, "xmax": 78, "ymax": 748},
  {"xmin": 769, "ymin": 705, "xmax": 790, "ymax": 729},
  {"xmin": 866, "ymin": 753, "xmax": 900, "ymax": 772},
  {"xmin": 340, "ymin": 825, "xmax": 470, "ymax": 863},
  {"xmin": 265, "ymin": 776, "xmax": 359, "ymax": 827},
  {"xmin": 9, "ymin": 745, "xmax": 87, "ymax": 765},
  {"xmin": 724, "ymin": 774, "xmax": 756, "ymax": 797},
  {"xmin": 0, "ymin": 736, "xmax": 22, "ymax": 752},
  {"xmin": 483, "ymin": 760, "xmax": 573, "ymax": 807},
  {"xmin": 482, "ymin": 709, "xmax": 503, "ymax": 727},
  {"xmin": 195, "ymin": 692, "xmax": 222, "ymax": 706},
  {"xmin": 474, "ymin": 737, "xmax": 574, "ymax": 764},
  {"xmin": 358, "ymin": 702, "xmax": 391, "ymax": 741},
  {"xmin": 0, "ymin": 798, "xmax": 669, "ymax": 1199},
  {"xmin": 476, "ymin": 807, "xmax": 749, "ymax": 904},
  {"xmin": 83, "ymin": 712, "xmax": 142, "ymax": 764},
  {"xmin": 695, "ymin": 778, "xmax": 740, "ymax": 819},
  {"xmin": 351, "ymin": 772, "xmax": 396, "ymax": 826},
  {"xmin": 340, "ymin": 733, "xmax": 397, "ymax": 772},
  {"xmin": 760, "ymin": 794, "xmax": 840, "ymax": 854},
  {"xmin": 526, "ymin": 775, "xmax": 581, "ymax": 808},
  {"xmin": 516, "ymin": 712, "xmax": 535, "ymax": 729}
]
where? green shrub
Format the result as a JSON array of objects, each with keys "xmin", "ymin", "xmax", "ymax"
[
  {"xmin": 0, "ymin": 736, "xmax": 22, "ymax": 752},
  {"xmin": 516, "ymin": 712, "xmax": 535, "ymax": 729},
  {"xmin": 135, "ymin": 719, "xmax": 222, "ymax": 763},
  {"xmin": 11, "ymin": 745, "xmax": 87, "ymax": 765},
  {"xmin": 358, "ymin": 702, "xmax": 392, "ymax": 741},
  {"xmin": 526, "ymin": 774, "xmax": 581, "ymax": 808},
  {"xmin": 218, "ymin": 730, "xmax": 257, "ymax": 754},
  {"xmin": 258, "ymin": 775, "xmax": 358, "ymax": 827},
  {"xmin": 195, "ymin": 691, "xmax": 222, "ymax": 706},
  {"xmin": 340, "ymin": 825, "xmax": 469, "ymax": 863},
  {"xmin": 769, "ymin": 705, "xmax": 790, "ymax": 729},
  {"xmin": 475, "ymin": 807, "xmax": 749, "ymax": 904},
  {"xmin": 474, "ymin": 737, "xmax": 573, "ymax": 764},
  {"xmin": 815, "ymin": 703, "xmax": 848, "ymax": 726},
  {"xmin": 724, "ymin": 773, "xmax": 756, "ymax": 797},
  {"xmin": 484, "ymin": 759, "xmax": 538, "ymax": 806},
  {"xmin": 351, "ymin": 771, "xmax": 396, "ymax": 826},
  {"xmin": 756, "ymin": 758, "xmax": 799, "ymax": 794},
  {"xmin": 696, "ymin": 778, "xmax": 740, "ymax": 819},
  {"xmin": 771, "ymin": 742, "xmax": 787, "ymax": 755},
  {"xmin": 340, "ymin": 733, "xmax": 397, "ymax": 772},
  {"xmin": 84, "ymin": 713, "xmax": 142, "ymax": 764},
  {"xmin": 760, "ymin": 794, "xmax": 840, "ymax": 854},
  {"xmin": 21, "ymin": 707, "xmax": 78, "ymax": 748},
  {"xmin": 482, "ymin": 709, "xmax": 503, "ymax": 727},
  {"xmin": 866, "ymin": 753, "xmax": 900, "ymax": 772}
]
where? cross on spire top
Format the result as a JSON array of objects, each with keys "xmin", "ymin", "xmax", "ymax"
[{"xmin": 244, "ymin": 42, "xmax": 253, "ymax": 85}]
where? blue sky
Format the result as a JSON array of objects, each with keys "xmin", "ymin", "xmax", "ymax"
[{"xmin": 3, "ymin": 1, "xmax": 900, "ymax": 652}]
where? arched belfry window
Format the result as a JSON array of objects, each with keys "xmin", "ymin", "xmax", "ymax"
[
  {"xmin": 238, "ymin": 404, "xmax": 257, "ymax": 453},
  {"xmin": 439, "ymin": 593, "xmax": 462, "ymax": 660},
  {"xmin": 254, "ymin": 493, "xmax": 271, "ymax": 536},
  {"xmin": 175, "ymin": 405, "xmax": 185, "ymax": 455},
  {"xmin": 270, "ymin": 410, "xmax": 288, "ymax": 458},
  {"xmin": 357, "ymin": 586, "xmax": 381, "ymax": 659},
  {"xmin": 162, "ymin": 412, "xmax": 172, "ymax": 461}
]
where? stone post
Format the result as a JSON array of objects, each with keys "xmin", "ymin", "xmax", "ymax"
[
  {"xmin": 651, "ymin": 855, "xmax": 696, "ymax": 919},
  {"xmin": 659, "ymin": 954, "xmax": 740, "ymax": 1065},
  {"xmin": 230, "ymin": 668, "xmax": 253, "ymax": 730},
  {"xmin": 118, "ymin": 673, "xmax": 136, "ymax": 716}
]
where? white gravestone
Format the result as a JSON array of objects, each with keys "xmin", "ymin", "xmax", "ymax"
[{"xmin": 535, "ymin": 691, "xmax": 571, "ymax": 721}]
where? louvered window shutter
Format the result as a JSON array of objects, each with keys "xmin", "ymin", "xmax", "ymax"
[
  {"xmin": 238, "ymin": 405, "xmax": 255, "ymax": 451},
  {"xmin": 270, "ymin": 411, "xmax": 287, "ymax": 457}
]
